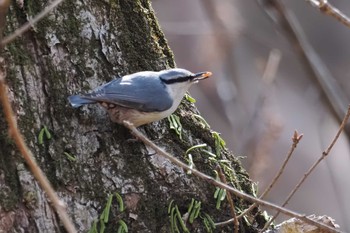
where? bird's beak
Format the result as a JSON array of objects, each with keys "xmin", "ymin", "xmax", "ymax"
[{"xmin": 192, "ymin": 71, "xmax": 212, "ymax": 82}]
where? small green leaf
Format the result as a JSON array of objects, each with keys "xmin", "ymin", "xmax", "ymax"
[
  {"xmin": 117, "ymin": 220, "xmax": 128, "ymax": 233},
  {"xmin": 214, "ymin": 187, "xmax": 220, "ymax": 199},
  {"xmin": 202, "ymin": 150, "xmax": 217, "ymax": 158},
  {"xmin": 192, "ymin": 114, "xmax": 210, "ymax": 128},
  {"xmin": 185, "ymin": 144, "xmax": 207, "ymax": 156},
  {"xmin": 38, "ymin": 128, "xmax": 45, "ymax": 145},
  {"xmin": 185, "ymin": 93, "xmax": 196, "ymax": 103},
  {"xmin": 168, "ymin": 200, "xmax": 175, "ymax": 214},
  {"xmin": 194, "ymin": 201, "xmax": 201, "ymax": 215},
  {"xmin": 189, "ymin": 209, "xmax": 196, "ymax": 224},
  {"xmin": 218, "ymin": 159, "xmax": 231, "ymax": 165},
  {"xmin": 168, "ymin": 115, "xmax": 182, "ymax": 139},
  {"xmin": 99, "ymin": 218, "xmax": 105, "ymax": 233},
  {"xmin": 38, "ymin": 126, "xmax": 52, "ymax": 145},
  {"xmin": 219, "ymin": 189, "xmax": 226, "ymax": 201},
  {"xmin": 215, "ymin": 189, "xmax": 226, "ymax": 209},
  {"xmin": 174, "ymin": 212, "xmax": 180, "ymax": 233},
  {"xmin": 189, "ymin": 200, "xmax": 201, "ymax": 223},
  {"xmin": 212, "ymin": 131, "xmax": 226, "ymax": 156},
  {"xmin": 64, "ymin": 152, "xmax": 76, "ymax": 162},
  {"xmin": 203, "ymin": 217, "xmax": 210, "ymax": 232},
  {"xmin": 170, "ymin": 207, "xmax": 178, "ymax": 233},
  {"xmin": 43, "ymin": 126, "xmax": 52, "ymax": 139},
  {"xmin": 103, "ymin": 194, "xmax": 113, "ymax": 223},
  {"xmin": 175, "ymin": 206, "xmax": 189, "ymax": 233},
  {"xmin": 88, "ymin": 220, "xmax": 98, "ymax": 233},
  {"xmin": 187, "ymin": 198, "xmax": 195, "ymax": 216},
  {"xmin": 215, "ymin": 198, "xmax": 221, "ymax": 209},
  {"xmin": 203, "ymin": 213, "xmax": 216, "ymax": 231},
  {"xmin": 115, "ymin": 192, "xmax": 125, "ymax": 212}
]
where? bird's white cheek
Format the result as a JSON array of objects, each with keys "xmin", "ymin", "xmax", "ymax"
[{"xmin": 167, "ymin": 83, "xmax": 193, "ymax": 100}]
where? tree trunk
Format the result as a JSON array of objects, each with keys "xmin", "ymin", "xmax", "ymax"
[{"xmin": 0, "ymin": 0, "xmax": 266, "ymax": 232}]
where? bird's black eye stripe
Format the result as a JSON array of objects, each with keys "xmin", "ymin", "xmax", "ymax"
[{"xmin": 160, "ymin": 75, "xmax": 192, "ymax": 84}]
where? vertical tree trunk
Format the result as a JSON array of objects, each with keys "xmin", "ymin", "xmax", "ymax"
[{"xmin": 0, "ymin": 0, "xmax": 266, "ymax": 232}]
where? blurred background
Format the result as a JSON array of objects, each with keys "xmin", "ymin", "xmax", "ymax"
[{"xmin": 153, "ymin": 0, "xmax": 350, "ymax": 231}]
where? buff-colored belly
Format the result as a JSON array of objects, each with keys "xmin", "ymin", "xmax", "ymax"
[{"xmin": 104, "ymin": 104, "xmax": 175, "ymax": 127}]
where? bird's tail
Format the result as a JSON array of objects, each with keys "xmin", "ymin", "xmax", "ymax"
[{"xmin": 68, "ymin": 95, "xmax": 96, "ymax": 108}]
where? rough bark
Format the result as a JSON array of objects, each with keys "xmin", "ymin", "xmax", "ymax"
[{"xmin": 0, "ymin": 0, "xmax": 266, "ymax": 232}]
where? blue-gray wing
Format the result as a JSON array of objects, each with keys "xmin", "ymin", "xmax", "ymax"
[{"xmin": 79, "ymin": 73, "xmax": 173, "ymax": 112}]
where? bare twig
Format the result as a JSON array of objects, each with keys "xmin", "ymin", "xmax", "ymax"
[
  {"xmin": 215, "ymin": 131, "xmax": 303, "ymax": 227},
  {"xmin": 216, "ymin": 165, "xmax": 239, "ymax": 232},
  {"xmin": 306, "ymin": 0, "xmax": 350, "ymax": 29},
  {"xmin": 0, "ymin": 0, "xmax": 10, "ymax": 43},
  {"xmin": 258, "ymin": 130, "xmax": 303, "ymax": 204},
  {"xmin": 0, "ymin": 0, "xmax": 64, "ymax": 48},
  {"xmin": 261, "ymin": 105, "xmax": 350, "ymax": 232},
  {"xmin": 123, "ymin": 120, "xmax": 340, "ymax": 233},
  {"xmin": 0, "ymin": 59, "xmax": 77, "ymax": 232}
]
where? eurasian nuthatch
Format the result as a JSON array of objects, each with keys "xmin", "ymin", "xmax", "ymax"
[{"xmin": 68, "ymin": 68, "xmax": 212, "ymax": 126}]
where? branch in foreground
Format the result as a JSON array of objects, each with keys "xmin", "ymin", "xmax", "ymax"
[
  {"xmin": 306, "ymin": 0, "xmax": 350, "ymax": 29},
  {"xmin": 0, "ymin": 58, "xmax": 77, "ymax": 233},
  {"xmin": 0, "ymin": 0, "xmax": 10, "ymax": 42},
  {"xmin": 216, "ymin": 165, "xmax": 239, "ymax": 232},
  {"xmin": 261, "ymin": 105, "xmax": 350, "ymax": 231},
  {"xmin": 122, "ymin": 120, "xmax": 340, "ymax": 233}
]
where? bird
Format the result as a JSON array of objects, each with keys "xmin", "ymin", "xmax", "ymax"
[{"xmin": 68, "ymin": 68, "xmax": 212, "ymax": 127}]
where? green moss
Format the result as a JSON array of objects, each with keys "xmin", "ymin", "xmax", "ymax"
[
  {"xmin": 24, "ymin": 0, "xmax": 43, "ymax": 17},
  {"xmin": 111, "ymin": 0, "xmax": 174, "ymax": 72},
  {"xmin": 143, "ymin": 0, "xmax": 175, "ymax": 68}
]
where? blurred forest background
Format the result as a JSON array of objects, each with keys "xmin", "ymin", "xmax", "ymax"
[{"xmin": 153, "ymin": 0, "xmax": 350, "ymax": 231}]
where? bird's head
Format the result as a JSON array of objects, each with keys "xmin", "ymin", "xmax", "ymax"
[
  {"xmin": 159, "ymin": 68, "xmax": 211, "ymax": 83},
  {"xmin": 157, "ymin": 68, "xmax": 212, "ymax": 107}
]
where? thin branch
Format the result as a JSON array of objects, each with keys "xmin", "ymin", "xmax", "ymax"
[
  {"xmin": 0, "ymin": 0, "xmax": 64, "ymax": 48},
  {"xmin": 0, "ymin": 0, "xmax": 10, "ymax": 43},
  {"xmin": 122, "ymin": 120, "xmax": 340, "ymax": 233},
  {"xmin": 306, "ymin": 0, "xmax": 350, "ymax": 29},
  {"xmin": 215, "ymin": 130, "xmax": 303, "ymax": 227},
  {"xmin": 0, "ymin": 59, "xmax": 77, "ymax": 233},
  {"xmin": 261, "ymin": 105, "xmax": 350, "ymax": 232},
  {"xmin": 258, "ymin": 130, "xmax": 302, "ymax": 203},
  {"xmin": 216, "ymin": 165, "xmax": 239, "ymax": 233}
]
